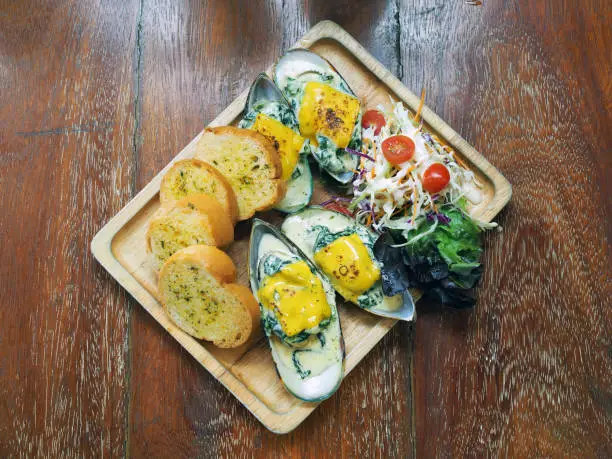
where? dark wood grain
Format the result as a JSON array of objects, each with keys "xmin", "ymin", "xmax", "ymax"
[
  {"xmin": 0, "ymin": 0, "xmax": 610, "ymax": 457},
  {"xmin": 399, "ymin": 0, "xmax": 612, "ymax": 457},
  {"xmin": 0, "ymin": 0, "xmax": 139, "ymax": 456}
]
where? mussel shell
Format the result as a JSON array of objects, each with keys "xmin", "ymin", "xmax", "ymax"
[
  {"xmin": 274, "ymin": 49, "xmax": 361, "ymax": 184},
  {"xmin": 274, "ymin": 49, "xmax": 357, "ymax": 96},
  {"xmin": 281, "ymin": 206, "xmax": 416, "ymax": 322},
  {"xmin": 245, "ymin": 73, "xmax": 289, "ymax": 113},
  {"xmin": 248, "ymin": 219, "xmax": 345, "ymax": 402},
  {"xmin": 274, "ymin": 156, "xmax": 313, "ymax": 214},
  {"xmin": 319, "ymin": 155, "xmax": 358, "ymax": 184}
]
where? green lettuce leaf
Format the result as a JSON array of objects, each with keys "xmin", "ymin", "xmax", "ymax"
[{"xmin": 399, "ymin": 206, "xmax": 484, "ymax": 308}]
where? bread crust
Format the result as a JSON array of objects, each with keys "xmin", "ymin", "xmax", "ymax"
[
  {"xmin": 176, "ymin": 194, "xmax": 234, "ymax": 247},
  {"xmin": 158, "ymin": 245, "xmax": 236, "ymax": 286},
  {"xmin": 205, "ymin": 126, "xmax": 283, "ymax": 180},
  {"xmin": 196, "ymin": 126, "xmax": 287, "ymax": 220},
  {"xmin": 159, "ymin": 158, "xmax": 239, "ymax": 223},
  {"xmin": 224, "ymin": 283, "xmax": 261, "ymax": 337}
]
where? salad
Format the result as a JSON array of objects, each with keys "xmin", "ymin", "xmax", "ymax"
[{"xmin": 326, "ymin": 95, "xmax": 498, "ymax": 308}]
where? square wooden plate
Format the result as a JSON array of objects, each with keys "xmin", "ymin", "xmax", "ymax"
[{"xmin": 91, "ymin": 21, "xmax": 511, "ymax": 433}]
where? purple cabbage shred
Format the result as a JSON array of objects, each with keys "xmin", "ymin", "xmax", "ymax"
[
  {"xmin": 345, "ymin": 147, "xmax": 375, "ymax": 163},
  {"xmin": 321, "ymin": 196, "xmax": 353, "ymax": 207},
  {"xmin": 427, "ymin": 211, "xmax": 451, "ymax": 225}
]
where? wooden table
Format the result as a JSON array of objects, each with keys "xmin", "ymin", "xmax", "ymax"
[{"xmin": 1, "ymin": 1, "xmax": 610, "ymax": 457}]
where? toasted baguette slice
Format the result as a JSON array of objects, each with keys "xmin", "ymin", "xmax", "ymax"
[
  {"xmin": 158, "ymin": 245, "xmax": 256, "ymax": 348},
  {"xmin": 146, "ymin": 194, "xmax": 234, "ymax": 269},
  {"xmin": 160, "ymin": 159, "xmax": 238, "ymax": 222},
  {"xmin": 194, "ymin": 126, "xmax": 286, "ymax": 220}
]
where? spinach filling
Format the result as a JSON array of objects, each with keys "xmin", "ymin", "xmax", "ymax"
[
  {"xmin": 292, "ymin": 350, "xmax": 312, "ymax": 379},
  {"xmin": 357, "ymin": 284, "xmax": 384, "ymax": 310},
  {"xmin": 238, "ymin": 100, "xmax": 300, "ymax": 132},
  {"xmin": 311, "ymin": 225, "xmax": 375, "ymax": 254},
  {"xmin": 290, "ymin": 332, "xmax": 327, "ymax": 380},
  {"xmin": 261, "ymin": 254, "xmax": 291, "ymax": 277},
  {"xmin": 290, "ymin": 165, "xmax": 303, "ymax": 181}
]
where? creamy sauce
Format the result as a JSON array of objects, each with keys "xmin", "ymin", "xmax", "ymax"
[
  {"xmin": 271, "ymin": 336, "xmax": 343, "ymax": 401},
  {"xmin": 275, "ymin": 156, "xmax": 312, "ymax": 213},
  {"xmin": 271, "ymin": 320, "xmax": 342, "ymax": 380},
  {"xmin": 281, "ymin": 210, "xmax": 352, "ymax": 258},
  {"xmin": 376, "ymin": 293, "xmax": 404, "ymax": 312}
]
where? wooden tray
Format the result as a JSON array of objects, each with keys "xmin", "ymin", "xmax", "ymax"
[{"xmin": 91, "ymin": 21, "xmax": 511, "ymax": 434}]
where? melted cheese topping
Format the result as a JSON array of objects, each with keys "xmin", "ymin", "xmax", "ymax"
[
  {"xmin": 298, "ymin": 81, "xmax": 360, "ymax": 149},
  {"xmin": 251, "ymin": 113, "xmax": 305, "ymax": 181},
  {"xmin": 258, "ymin": 260, "xmax": 331, "ymax": 337},
  {"xmin": 313, "ymin": 234, "xmax": 380, "ymax": 303}
]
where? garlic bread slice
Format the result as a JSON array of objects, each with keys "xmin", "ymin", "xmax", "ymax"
[
  {"xmin": 158, "ymin": 245, "xmax": 257, "ymax": 348},
  {"xmin": 146, "ymin": 194, "xmax": 234, "ymax": 269},
  {"xmin": 194, "ymin": 126, "xmax": 286, "ymax": 220},
  {"xmin": 160, "ymin": 159, "xmax": 238, "ymax": 223}
]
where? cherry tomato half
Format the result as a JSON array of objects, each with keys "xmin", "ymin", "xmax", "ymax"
[
  {"xmin": 422, "ymin": 163, "xmax": 450, "ymax": 193},
  {"xmin": 381, "ymin": 135, "xmax": 415, "ymax": 165},
  {"xmin": 323, "ymin": 202, "xmax": 354, "ymax": 217},
  {"xmin": 362, "ymin": 109, "xmax": 386, "ymax": 135}
]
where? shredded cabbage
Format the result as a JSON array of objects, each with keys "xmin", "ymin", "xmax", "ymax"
[{"xmin": 350, "ymin": 99, "xmax": 489, "ymax": 238}]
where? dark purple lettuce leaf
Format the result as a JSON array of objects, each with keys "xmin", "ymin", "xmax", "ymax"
[
  {"xmin": 373, "ymin": 232, "xmax": 412, "ymax": 296},
  {"xmin": 402, "ymin": 253, "xmax": 449, "ymax": 284},
  {"xmin": 423, "ymin": 284, "xmax": 477, "ymax": 309}
]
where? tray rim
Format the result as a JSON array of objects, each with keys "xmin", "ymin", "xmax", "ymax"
[{"xmin": 91, "ymin": 20, "xmax": 512, "ymax": 434}]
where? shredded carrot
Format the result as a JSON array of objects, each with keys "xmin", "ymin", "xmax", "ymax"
[
  {"xmin": 414, "ymin": 88, "xmax": 426, "ymax": 124},
  {"xmin": 453, "ymin": 154, "xmax": 469, "ymax": 170},
  {"xmin": 395, "ymin": 165, "xmax": 416, "ymax": 187},
  {"xmin": 412, "ymin": 189, "xmax": 420, "ymax": 221}
]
